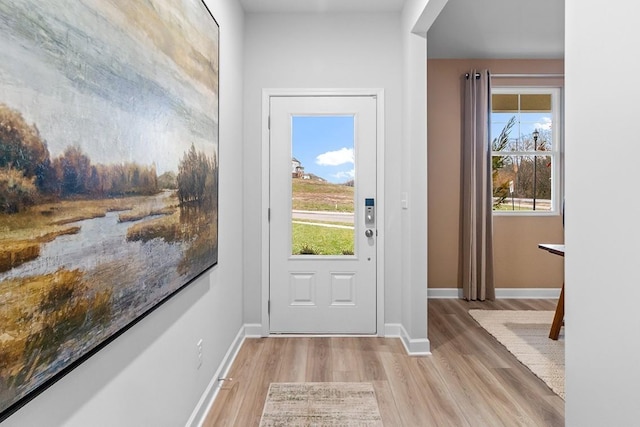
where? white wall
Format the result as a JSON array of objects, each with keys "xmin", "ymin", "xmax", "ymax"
[
  {"xmin": 400, "ymin": 0, "xmax": 430, "ymax": 351},
  {"xmin": 565, "ymin": 1, "xmax": 640, "ymax": 425},
  {"xmin": 3, "ymin": 0, "xmax": 245, "ymax": 425},
  {"xmin": 242, "ymin": 7, "xmax": 431, "ymax": 352},
  {"xmin": 242, "ymin": 11, "xmax": 406, "ymax": 329}
]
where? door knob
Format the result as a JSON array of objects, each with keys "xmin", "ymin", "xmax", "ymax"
[{"xmin": 365, "ymin": 229, "xmax": 374, "ymax": 238}]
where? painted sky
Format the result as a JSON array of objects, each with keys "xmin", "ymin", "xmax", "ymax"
[
  {"xmin": 292, "ymin": 116, "xmax": 355, "ymax": 184},
  {"xmin": 0, "ymin": 0, "xmax": 218, "ymax": 174}
]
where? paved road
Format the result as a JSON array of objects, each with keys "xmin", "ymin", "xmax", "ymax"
[
  {"xmin": 496, "ymin": 197, "xmax": 551, "ymax": 210},
  {"xmin": 292, "ymin": 210, "xmax": 354, "ymax": 224}
]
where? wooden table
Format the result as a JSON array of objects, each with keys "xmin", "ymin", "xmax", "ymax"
[{"xmin": 538, "ymin": 244, "xmax": 564, "ymax": 340}]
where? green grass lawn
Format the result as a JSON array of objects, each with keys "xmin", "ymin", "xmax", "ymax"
[
  {"xmin": 494, "ymin": 204, "xmax": 529, "ymax": 211},
  {"xmin": 292, "ymin": 223, "xmax": 354, "ymax": 255}
]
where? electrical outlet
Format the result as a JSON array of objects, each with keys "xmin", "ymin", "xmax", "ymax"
[{"xmin": 196, "ymin": 338, "xmax": 203, "ymax": 369}]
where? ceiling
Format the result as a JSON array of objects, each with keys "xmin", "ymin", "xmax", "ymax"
[
  {"xmin": 427, "ymin": 0, "xmax": 564, "ymax": 59},
  {"xmin": 238, "ymin": 0, "xmax": 564, "ymax": 59},
  {"xmin": 239, "ymin": 0, "xmax": 404, "ymax": 13}
]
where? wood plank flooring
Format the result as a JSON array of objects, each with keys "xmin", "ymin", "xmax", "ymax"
[{"xmin": 202, "ymin": 299, "xmax": 564, "ymax": 426}]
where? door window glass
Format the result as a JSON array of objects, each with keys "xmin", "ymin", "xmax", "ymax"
[{"xmin": 291, "ymin": 116, "xmax": 355, "ymax": 256}]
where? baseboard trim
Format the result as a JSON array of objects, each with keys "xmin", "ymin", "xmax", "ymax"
[
  {"xmin": 261, "ymin": 323, "xmax": 431, "ymax": 355},
  {"xmin": 495, "ymin": 288, "xmax": 562, "ymax": 299},
  {"xmin": 428, "ymin": 288, "xmax": 561, "ymax": 299},
  {"xmin": 384, "ymin": 323, "xmax": 431, "ymax": 356},
  {"xmin": 243, "ymin": 323, "xmax": 264, "ymax": 338},
  {"xmin": 427, "ymin": 288, "xmax": 464, "ymax": 299},
  {"xmin": 384, "ymin": 323, "xmax": 402, "ymax": 337},
  {"xmin": 187, "ymin": 326, "xmax": 246, "ymax": 427}
]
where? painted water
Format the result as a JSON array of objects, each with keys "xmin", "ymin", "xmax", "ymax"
[
  {"xmin": 0, "ymin": 211, "xmax": 184, "ymax": 284},
  {"xmin": 0, "ymin": 192, "xmax": 217, "ymax": 414}
]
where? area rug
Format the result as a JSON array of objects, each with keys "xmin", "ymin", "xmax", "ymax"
[
  {"xmin": 468, "ymin": 310, "xmax": 565, "ymax": 399},
  {"xmin": 259, "ymin": 382, "xmax": 383, "ymax": 426}
]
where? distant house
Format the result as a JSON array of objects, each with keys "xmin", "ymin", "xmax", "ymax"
[{"xmin": 292, "ymin": 157, "xmax": 304, "ymax": 178}]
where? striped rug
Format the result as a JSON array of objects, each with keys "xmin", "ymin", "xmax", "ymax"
[
  {"xmin": 469, "ymin": 309, "xmax": 565, "ymax": 399},
  {"xmin": 259, "ymin": 382, "xmax": 383, "ymax": 426}
]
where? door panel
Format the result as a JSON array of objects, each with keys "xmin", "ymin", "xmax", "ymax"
[{"xmin": 269, "ymin": 96, "xmax": 377, "ymax": 333}]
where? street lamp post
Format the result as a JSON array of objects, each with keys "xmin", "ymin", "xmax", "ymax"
[{"xmin": 532, "ymin": 129, "xmax": 539, "ymax": 211}]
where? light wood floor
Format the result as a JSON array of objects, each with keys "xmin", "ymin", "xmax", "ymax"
[{"xmin": 203, "ymin": 299, "xmax": 564, "ymax": 426}]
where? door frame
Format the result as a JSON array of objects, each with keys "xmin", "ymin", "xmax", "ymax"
[{"xmin": 260, "ymin": 88, "xmax": 385, "ymax": 336}]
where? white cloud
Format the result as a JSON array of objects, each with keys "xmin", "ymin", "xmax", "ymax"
[
  {"xmin": 333, "ymin": 169, "xmax": 355, "ymax": 180},
  {"xmin": 534, "ymin": 117, "xmax": 552, "ymax": 131},
  {"xmin": 316, "ymin": 147, "xmax": 354, "ymax": 166}
]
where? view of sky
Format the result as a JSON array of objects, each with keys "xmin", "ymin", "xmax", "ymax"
[
  {"xmin": 292, "ymin": 116, "xmax": 355, "ymax": 184},
  {"xmin": 491, "ymin": 112, "xmax": 553, "ymax": 150}
]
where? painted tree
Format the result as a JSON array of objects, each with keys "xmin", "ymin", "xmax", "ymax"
[
  {"xmin": 158, "ymin": 171, "xmax": 178, "ymax": 189},
  {"xmin": 0, "ymin": 103, "xmax": 57, "ymax": 200},
  {"xmin": 0, "ymin": 104, "xmax": 50, "ymax": 180},
  {"xmin": 177, "ymin": 143, "xmax": 216, "ymax": 206},
  {"xmin": 0, "ymin": 166, "xmax": 37, "ymax": 213},
  {"xmin": 57, "ymin": 146, "xmax": 91, "ymax": 196}
]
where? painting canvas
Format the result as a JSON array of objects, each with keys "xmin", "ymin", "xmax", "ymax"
[{"xmin": 0, "ymin": 0, "xmax": 219, "ymax": 420}]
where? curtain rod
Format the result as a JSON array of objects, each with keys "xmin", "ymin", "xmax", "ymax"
[
  {"xmin": 493, "ymin": 73, "xmax": 564, "ymax": 78},
  {"xmin": 465, "ymin": 72, "xmax": 564, "ymax": 79}
]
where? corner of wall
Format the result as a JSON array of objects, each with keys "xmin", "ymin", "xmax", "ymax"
[
  {"xmin": 399, "ymin": 2, "xmax": 429, "ymax": 347},
  {"xmin": 385, "ymin": 323, "xmax": 431, "ymax": 356},
  {"xmin": 187, "ymin": 325, "xmax": 247, "ymax": 426}
]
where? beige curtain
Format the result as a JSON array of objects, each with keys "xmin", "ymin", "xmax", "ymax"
[{"xmin": 460, "ymin": 70, "xmax": 495, "ymax": 301}]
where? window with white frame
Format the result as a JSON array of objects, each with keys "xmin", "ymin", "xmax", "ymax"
[{"xmin": 491, "ymin": 87, "xmax": 562, "ymax": 213}]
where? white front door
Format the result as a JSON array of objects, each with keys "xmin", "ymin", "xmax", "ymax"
[{"xmin": 269, "ymin": 95, "xmax": 377, "ymax": 334}]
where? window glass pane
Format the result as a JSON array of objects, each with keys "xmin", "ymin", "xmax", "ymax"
[
  {"xmin": 493, "ymin": 155, "xmax": 553, "ymax": 211},
  {"xmin": 491, "ymin": 112, "xmax": 518, "ymax": 149},
  {"xmin": 520, "ymin": 94, "xmax": 552, "ymax": 112},
  {"xmin": 491, "ymin": 114, "xmax": 519, "ymax": 151},
  {"xmin": 491, "ymin": 89, "xmax": 558, "ymax": 213},
  {"xmin": 491, "ymin": 122, "xmax": 508, "ymax": 144},
  {"xmin": 520, "ymin": 113, "xmax": 553, "ymax": 151},
  {"xmin": 291, "ymin": 116, "xmax": 355, "ymax": 255},
  {"xmin": 492, "ymin": 94, "xmax": 519, "ymax": 112}
]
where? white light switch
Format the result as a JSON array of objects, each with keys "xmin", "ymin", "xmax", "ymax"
[{"xmin": 401, "ymin": 192, "xmax": 408, "ymax": 209}]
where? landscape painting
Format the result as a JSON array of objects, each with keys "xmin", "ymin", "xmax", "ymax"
[{"xmin": 0, "ymin": 0, "xmax": 219, "ymax": 420}]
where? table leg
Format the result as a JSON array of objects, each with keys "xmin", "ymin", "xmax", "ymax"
[{"xmin": 549, "ymin": 284, "xmax": 564, "ymax": 340}]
